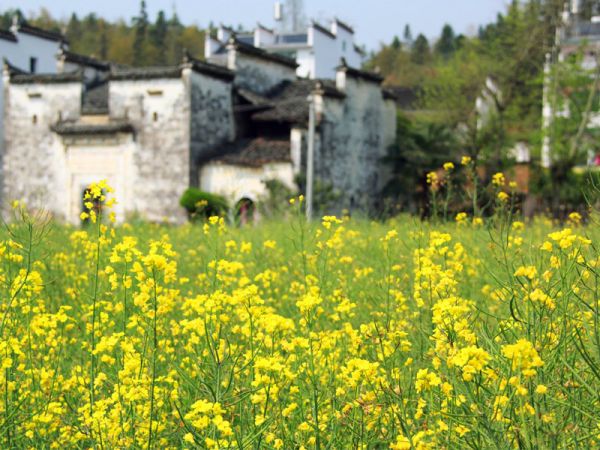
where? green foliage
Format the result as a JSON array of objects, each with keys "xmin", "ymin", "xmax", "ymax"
[
  {"xmin": 434, "ymin": 24, "xmax": 456, "ymax": 58},
  {"xmin": 179, "ymin": 188, "xmax": 229, "ymax": 220},
  {"xmin": 530, "ymin": 167, "xmax": 600, "ymax": 218},
  {"xmin": 258, "ymin": 179, "xmax": 297, "ymax": 219},
  {"xmin": 295, "ymin": 173, "xmax": 342, "ymax": 216},
  {"xmin": 382, "ymin": 113, "xmax": 458, "ymax": 214},
  {"xmin": 411, "ymin": 34, "xmax": 430, "ymax": 65}
]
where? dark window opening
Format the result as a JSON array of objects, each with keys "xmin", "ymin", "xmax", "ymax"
[
  {"xmin": 32, "ymin": 115, "xmax": 37, "ymax": 125},
  {"xmin": 235, "ymin": 198, "xmax": 255, "ymax": 226},
  {"xmin": 152, "ymin": 112, "xmax": 158, "ymax": 122},
  {"xmin": 29, "ymin": 57, "xmax": 37, "ymax": 74}
]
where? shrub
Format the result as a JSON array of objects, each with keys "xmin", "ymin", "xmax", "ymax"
[{"xmin": 179, "ymin": 188, "xmax": 229, "ymax": 220}]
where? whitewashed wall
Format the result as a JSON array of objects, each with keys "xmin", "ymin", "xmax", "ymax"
[
  {"xmin": 199, "ymin": 162, "xmax": 295, "ymax": 204},
  {"xmin": 311, "ymin": 27, "xmax": 339, "ymax": 79},
  {"xmin": 3, "ymin": 80, "xmax": 81, "ymax": 217},
  {"xmin": 109, "ymin": 77, "xmax": 190, "ymax": 223}
]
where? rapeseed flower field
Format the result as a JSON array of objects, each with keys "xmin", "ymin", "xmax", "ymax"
[{"xmin": 1, "ymin": 181, "xmax": 600, "ymax": 449}]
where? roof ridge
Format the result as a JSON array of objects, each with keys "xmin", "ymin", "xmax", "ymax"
[{"xmin": 227, "ymin": 37, "xmax": 298, "ymax": 69}]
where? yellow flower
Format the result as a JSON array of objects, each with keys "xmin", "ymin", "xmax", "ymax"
[
  {"xmin": 514, "ymin": 265, "xmax": 537, "ymax": 280},
  {"xmin": 492, "ymin": 172, "xmax": 505, "ymax": 186},
  {"xmin": 461, "ymin": 156, "xmax": 472, "ymax": 166},
  {"xmin": 455, "ymin": 212, "xmax": 468, "ymax": 224},
  {"xmin": 426, "ymin": 171, "xmax": 438, "ymax": 185},
  {"xmin": 497, "ymin": 191, "xmax": 509, "ymax": 202},
  {"xmin": 568, "ymin": 212, "xmax": 582, "ymax": 225},
  {"xmin": 443, "ymin": 162, "xmax": 455, "ymax": 171}
]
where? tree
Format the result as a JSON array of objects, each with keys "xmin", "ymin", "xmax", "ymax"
[
  {"xmin": 66, "ymin": 13, "xmax": 81, "ymax": 45},
  {"xmin": 133, "ymin": 0, "xmax": 149, "ymax": 66},
  {"xmin": 150, "ymin": 11, "xmax": 168, "ymax": 64},
  {"xmin": 403, "ymin": 24, "xmax": 413, "ymax": 47},
  {"xmin": 98, "ymin": 20, "xmax": 109, "ymax": 59},
  {"xmin": 391, "ymin": 35, "xmax": 402, "ymax": 50},
  {"xmin": 435, "ymin": 24, "xmax": 456, "ymax": 58},
  {"xmin": 411, "ymin": 34, "xmax": 430, "ymax": 64},
  {"xmin": 382, "ymin": 113, "xmax": 458, "ymax": 214}
]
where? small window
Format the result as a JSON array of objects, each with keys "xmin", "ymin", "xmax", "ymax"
[
  {"xmin": 29, "ymin": 57, "xmax": 37, "ymax": 74},
  {"xmin": 342, "ymin": 41, "xmax": 347, "ymax": 52},
  {"xmin": 152, "ymin": 112, "xmax": 158, "ymax": 122},
  {"xmin": 32, "ymin": 114, "xmax": 38, "ymax": 125}
]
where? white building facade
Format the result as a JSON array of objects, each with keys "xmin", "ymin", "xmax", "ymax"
[{"xmin": 206, "ymin": 18, "xmax": 365, "ymax": 80}]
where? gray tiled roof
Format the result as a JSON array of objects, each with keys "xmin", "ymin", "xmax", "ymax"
[
  {"xmin": 383, "ymin": 86, "xmax": 420, "ymax": 109},
  {"xmin": 51, "ymin": 120, "xmax": 133, "ymax": 135},
  {"xmin": 0, "ymin": 29, "xmax": 17, "ymax": 42},
  {"xmin": 208, "ymin": 137, "xmax": 291, "ymax": 167},
  {"xmin": 18, "ymin": 22, "xmax": 66, "ymax": 43},
  {"xmin": 110, "ymin": 66, "xmax": 183, "ymax": 81},
  {"xmin": 228, "ymin": 37, "xmax": 298, "ymax": 69},
  {"xmin": 337, "ymin": 58, "xmax": 383, "ymax": 84},
  {"xmin": 251, "ymin": 79, "xmax": 344, "ymax": 123},
  {"xmin": 9, "ymin": 70, "xmax": 83, "ymax": 84},
  {"xmin": 61, "ymin": 49, "xmax": 111, "ymax": 71}
]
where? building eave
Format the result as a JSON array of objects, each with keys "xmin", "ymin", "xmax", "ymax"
[
  {"xmin": 9, "ymin": 71, "xmax": 83, "ymax": 84},
  {"xmin": 109, "ymin": 66, "xmax": 183, "ymax": 81},
  {"xmin": 311, "ymin": 22, "xmax": 336, "ymax": 40},
  {"xmin": 52, "ymin": 120, "xmax": 134, "ymax": 135},
  {"xmin": 228, "ymin": 37, "xmax": 298, "ymax": 69},
  {"xmin": 17, "ymin": 23, "xmax": 67, "ymax": 44},
  {"xmin": 0, "ymin": 29, "xmax": 17, "ymax": 42}
]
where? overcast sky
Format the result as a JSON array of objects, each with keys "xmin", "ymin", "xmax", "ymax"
[{"xmin": 6, "ymin": 0, "xmax": 509, "ymax": 51}]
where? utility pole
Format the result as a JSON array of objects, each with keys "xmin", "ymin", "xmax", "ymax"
[{"xmin": 306, "ymin": 95, "xmax": 315, "ymax": 221}]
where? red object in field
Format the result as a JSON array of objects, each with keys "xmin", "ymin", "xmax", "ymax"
[{"xmin": 595, "ymin": 154, "xmax": 600, "ymax": 166}]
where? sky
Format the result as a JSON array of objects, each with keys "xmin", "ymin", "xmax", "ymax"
[{"xmin": 6, "ymin": 0, "xmax": 509, "ymax": 51}]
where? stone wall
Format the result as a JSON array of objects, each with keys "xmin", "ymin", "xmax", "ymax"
[
  {"xmin": 188, "ymin": 70, "xmax": 234, "ymax": 186},
  {"xmin": 109, "ymin": 76, "xmax": 189, "ymax": 223},
  {"xmin": 2, "ymin": 79, "xmax": 81, "ymax": 216}
]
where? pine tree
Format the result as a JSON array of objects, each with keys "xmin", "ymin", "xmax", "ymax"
[
  {"xmin": 133, "ymin": 0, "xmax": 149, "ymax": 66},
  {"xmin": 391, "ymin": 36, "xmax": 402, "ymax": 50},
  {"xmin": 435, "ymin": 24, "xmax": 456, "ymax": 58},
  {"xmin": 151, "ymin": 11, "xmax": 168, "ymax": 64},
  {"xmin": 66, "ymin": 13, "xmax": 81, "ymax": 45},
  {"xmin": 165, "ymin": 8, "xmax": 184, "ymax": 64},
  {"xmin": 99, "ymin": 20, "xmax": 109, "ymax": 60},
  {"xmin": 411, "ymin": 34, "xmax": 430, "ymax": 64},
  {"xmin": 403, "ymin": 24, "xmax": 413, "ymax": 46}
]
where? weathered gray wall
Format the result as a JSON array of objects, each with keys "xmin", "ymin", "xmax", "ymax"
[
  {"xmin": 317, "ymin": 77, "xmax": 396, "ymax": 213},
  {"xmin": 231, "ymin": 51, "xmax": 296, "ymax": 95},
  {"xmin": 109, "ymin": 77, "xmax": 189, "ymax": 222},
  {"xmin": 3, "ymin": 80, "xmax": 81, "ymax": 216},
  {"xmin": 188, "ymin": 70, "xmax": 234, "ymax": 186}
]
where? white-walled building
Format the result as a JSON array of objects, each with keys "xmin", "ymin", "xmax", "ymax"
[
  {"xmin": 0, "ymin": 18, "xmax": 65, "ymax": 179},
  {"xmin": 206, "ymin": 18, "xmax": 365, "ymax": 80},
  {"xmin": 3, "ymin": 33, "xmax": 394, "ymax": 223}
]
